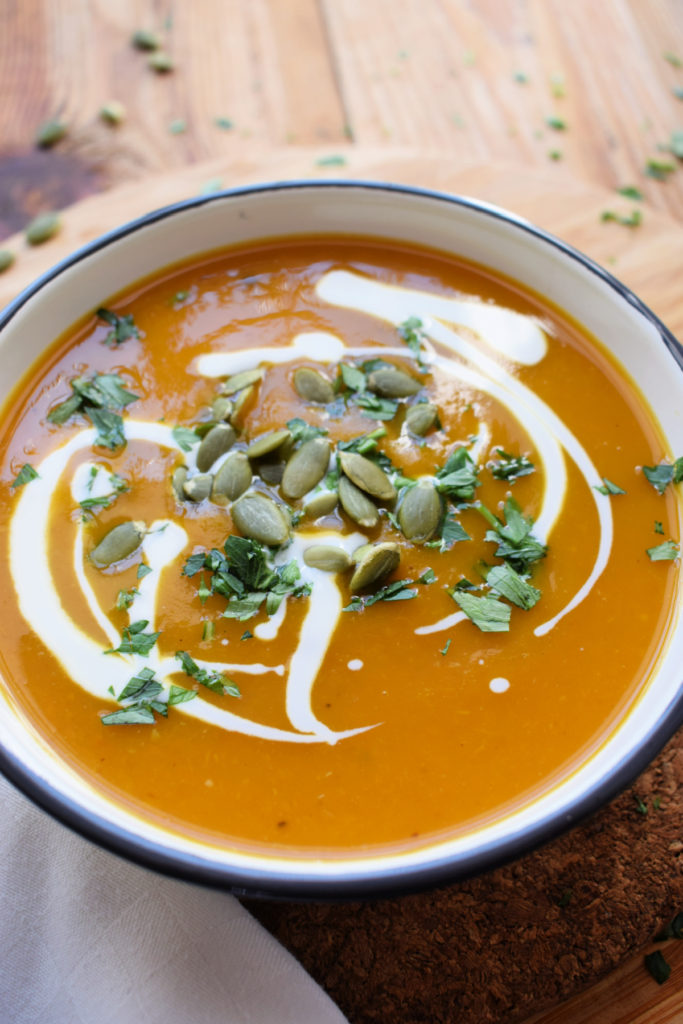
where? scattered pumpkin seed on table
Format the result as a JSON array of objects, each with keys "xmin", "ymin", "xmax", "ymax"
[
  {"xmin": 35, "ymin": 120, "xmax": 67, "ymax": 148},
  {"xmin": 25, "ymin": 212, "xmax": 61, "ymax": 246},
  {"xmin": 0, "ymin": 250, "xmax": 15, "ymax": 273}
]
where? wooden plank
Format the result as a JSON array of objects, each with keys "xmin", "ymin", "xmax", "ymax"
[
  {"xmin": 525, "ymin": 939, "xmax": 683, "ymax": 1024},
  {"xmin": 320, "ymin": 0, "xmax": 683, "ymax": 219}
]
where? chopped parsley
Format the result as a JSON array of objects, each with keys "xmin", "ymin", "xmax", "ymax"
[
  {"xmin": 47, "ymin": 373, "xmax": 139, "ymax": 449},
  {"xmin": 440, "ymin": 638, "xmax": 452, "ymax": 656},
  {"xmin": 655, "ymin": 521, "xmax": 664, "ymax": 535},
  {"xmin": 343, "ymin": 572, "xmax": 434, "ymax": 612},
  {"xmin": 337, "ymin": 428, "xmax": 390, "ymax": 464},
  {"xmin": 489, "ymin": 448, "xmax": 535, "ymax": 482},
  {"xmin": 645, "ymin": 158, "xmax": 676, "ymax": 181},
  {"xmin": 426, "ymin": 511, "xmax": 470, "ymax": 552},
  {"xmin": 600, "ymin": 209, "xmax": 642, "ymax": 228},
  {"xmin": 96, "ymin": 307, "xmax": 140, "ymax": 347},
  {"xmin": 183, "ymin": 535, "xmax": 310, "ymax": 621},
  {"xmin": 175, "ymin": 650, "xmax": 240, "ymax": 696},
  {"xmin": 617, "ymin": 185, "xmax": 644, "ymax": 200},
  {"xmin": 485, "ymin": 563, "xmax": 541, "ymax": 610},
  {"xmin": 646, "ymin": 540, "xmax": 679, "ymax": 561},
  {"xmin": 397, "ymin": 316, "xmax": 429, "ymax": 370},
  {"xmin": 594, "ymin": 477, "xmax": 626, "ymax": 495},
  {"xmin": 115, "ymin": 587, "xmax": 139, "ymax": 610},
  {"xmin": 545, "ymin": 115, "xmax": 567, "ymax": 131},
  {"xmin": 137, "ymin": 563, "xmax": 153, "ymax": 580},
  {"xmin": 643, "ymin": 459, "xmax": 683, "ymax": 493},
  {"xmin": 172, "ymin": 425, "xmax": 202, "ymax": 451},
  {"xmin": 451, "ymin": 591, "xmax": 511, "ymax": 632},
  {"xmin": 315, "ymin": 154, "xmax": 347, "ymax": 167},
  {"xmin": 79, "ymin": 472, "xmax": 128, "ymax": 513},
  {"xmin": 11, "ymin": 463, "xmax": 39, "ymax": 488},
  {"xmin": 478, "ymin": 498, "xmax": 547, "ymax": 573},
  {"xmin": 101, "ymin": 667, "xmax": 167, "ymax": 725},
  {"xmin": 104, "ymin": 619, "xmax": 160, "ymax": 656},
  {"xmin": 435, "ymin": 447, "xmax": 480, "ymax": 501},
  {"xmin": 286, "ymin": 417, "xmax": 328, "ymax": 445}
]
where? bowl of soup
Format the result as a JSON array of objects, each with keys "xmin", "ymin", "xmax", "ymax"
[{"xmin": 0, "ymin": 182, "xmax": 680, "ymax": 898}]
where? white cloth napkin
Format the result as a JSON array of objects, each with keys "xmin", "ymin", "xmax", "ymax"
[{"xmin": 0, "ymin": 775, "xmax": 348, "ymax": 1024}]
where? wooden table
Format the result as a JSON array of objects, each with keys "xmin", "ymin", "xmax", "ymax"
[{"xmin": 1, "ymin": 3, "xmax": 682, "ymax": 1022}]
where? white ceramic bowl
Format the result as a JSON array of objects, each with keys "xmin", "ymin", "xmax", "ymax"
[{"xmin": 0, "ymin": 182, "xmax": 681, "ymax": 898}]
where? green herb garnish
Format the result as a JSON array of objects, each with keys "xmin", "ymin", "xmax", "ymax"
[
  {"xmin": 104, "ymin": 620, "xmax": 160, "ymax": 656},
  {"xmin": 643, "ymin": 459, "xmax": 683, "ymax": 493},
  {"xmin": 398, "ymin": 316, "xmax": 429, "ymax": 370},
  {"xmin": 490, "ymin": 448, "xmax": 535, "ymax": 482},
  {"xmin": 644, "ymin": 950, "xmax": 671, "ymax": 985},
  {"xmin": 435, "ymin": 447, "xmax": 480, "ymax": 501},
  {"xmin": 47, "ymin": 373, "xmax": 139, "ymax": 449},
  {"xmin": 101, "ymin": 667, "xmax": 166, "ymax": 726},
  {"xmin": 172, "ymin": 425, "xmax": 202, "ymax": 451},
  {"xmin": 485, "ymin": 563, "xmax": 541, "ymax": 610},
  {"xmin": 545, "ymin": 115, "xmax": 567, "ymax": 130},
  {"xmin": 115, "ymin": 588, "xmax": 139, "ymax": 610},
  {"xmin": 183, "ymin": 536, "xmax": 310, "ymax": 621},
  {"xmin": 645, "ymin": 158, "xmax": 676, "ymax": 180},
  {"xmin": 594, "ymin": 477, "xmax": 626, "ymax": 495},
  {"xmin": 174, "ymin": 650, "xmax": 239, "ymax": 696},
  {"xmin": 647, "ymin": 540, "xmax": 679, "ymax": 561},
  {"xmin": 617, "ymin": 185, "xmax": 644, "ymax": 200},
  {"xmin": 11, "ymin": 463, "xmax": 39, "ymax": 489},
  {"xmin": 286, "ymin": 418, "xmax": 328, "ymax": 445},
  {"xmin": 479, "ymin": 498, "xmax": 547, "ymax": 573},
  {"xmin": 451, "ymin": 591, "xmax": 511, "ymax": 632},
  {"xmin": 316, "ymin": 154, "xmax": 347, "ymax": 167},
  {"xmin": 601, "ymin": 209, "xmax": 642, "ymax": 227},
  {"xmin": 440, "ymin": 638, "xmax": 452, "ymax": 655},
  {"xmin": 96, "ymin": 308, "xmax": 140, "ymax": 347}
]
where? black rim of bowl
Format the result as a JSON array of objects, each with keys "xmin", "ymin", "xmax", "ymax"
[{"xmin": 0, "ymin": 180, "xmax": 681, "ymax": 901}]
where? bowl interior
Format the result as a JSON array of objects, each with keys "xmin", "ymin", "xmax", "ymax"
[{"xmin": 0, "ymin": 182, "xmax": 681, "ymax": 897}]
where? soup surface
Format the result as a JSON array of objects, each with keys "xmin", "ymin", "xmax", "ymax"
[{"xmin": 0, "ymin": 238, "xmax": 680, "ymax": 855}]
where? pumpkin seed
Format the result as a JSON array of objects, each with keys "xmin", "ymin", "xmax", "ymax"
[
  {"xmin": 340, "ymin": 451, "xmax": 396, "ymax": 501},
  {"xmin": 398, "ymin": 481, "xmax": 441, "ymax": 542},
  {"xmin": 247, "ymin": 429, "xmax": 291, "ymax": 460},
  {"xmin": 232, "ymin": 492, "xmax": 290, "ymax": 546},
  {"xmin": 35, "ymin": 119, "xmax": 67, "ymax": 148},
  {"xmin": 171, "ymin": 465, "xmax": 188, "ymax": 500},
  {"xmin": 183, "ymin": 473, "xmax": 214, "ymax": 502},
  {"xmin": 338, "ymin": 475, "xmax": 379, "ymax": 528},
  {"xmin": 221, "ymin": 369, "xmax": 264, "ymax": 396},
  {"xmin": 148, "ymin": 51, "xmax": 174, "ymax": 73},
  {"xmin": 99, "ymin": 101, "xmax": 126, "ymax": 125},
  {"xmin": 303, "ymin": 545, "xmax": 353, "ymax": 572},
  {"xmin": 230, "ymin": 384, "xmax": 255, "ymax": 424},
  {"xmin": 350, "ymin": 543, "xmax": 373, "ymax": 563},
  {"xmin": 211, "ymin": 452, "xmax": 252, "ymax": 503},
  {"xmin": 304, "ymin": 490, "xmax": 338, "ymax": 517},
  {"xmin": 0, "ymin": 250, "xmax": 15, "ymax": 273},
  {"xmin": 196, "ymin": 423, "xmax": 236, "ymax": 472},
  {"xmin": 131, "ymin": 29, "xmax": 160, "ymax": 50},
  {"xmin": 25, "ymin": 212, "xmax": 60, "ymax": 246},
  {"xmin": 258, "ymin": 461, "xmax": 285, "ymax": 485},
  {"xmin": 293, "ymin": 367, "xmax": 335, "ymax": 403},
  {"xmin": 91, "ymin": 520, "xmax": 145, "ymax": 568},
  {"xmin": 367, "ymin": 366, "xmax": 421, "ymax": 397},
  {"xmin": 211, "ymin": 396, "xmax": 234, "ymax": 421},
  {"xmin": 281, "ymin": 438, "xmax": 331, "ymax": 499},
  {"xmin": 349, "ymin": 542, "xmax": 401, "ymax": 592},
  {"xmin": 405, "ymin": 403, "xmax": 439, "ymax": 436}
]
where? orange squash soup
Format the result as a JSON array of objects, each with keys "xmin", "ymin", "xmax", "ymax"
[{"xmin": 0, "ymin": 237, "xmax": 679, "ymax": 855}]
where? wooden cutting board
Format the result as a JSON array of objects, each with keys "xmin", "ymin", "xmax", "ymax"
[{"xmin": 0, "ymin": 149, "xmax": 681, "ymax": 1024}]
